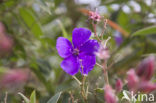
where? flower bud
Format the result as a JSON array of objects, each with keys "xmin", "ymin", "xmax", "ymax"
[
  {"xmin": 138, "ymin": 81, "xmax": 156, "ymax": 93},
  {"xmin": 127, "ymin": 69, "xmax": 139, "ymax": 91},
  {"xmin": 115, "ymin": 79, "xmax": 123, "ymax": 93},
  {"xmin": 137, "ymin": 56, "xmax": 155, "ymax": 80},
  {"xmin": 0, "ymin": 35, "xmax": 13, "ymax": 57},
  {"xmin": 104, "ymin": 85, "xmax": 117, "ymax": 103},
  {"xmin": 0, "ymin": 69, "xmax": 29, "ymax": 88}
]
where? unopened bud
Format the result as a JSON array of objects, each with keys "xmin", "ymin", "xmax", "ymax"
[
  {"xmin": 127, "ymin": 69, "xmax": 139, "ymax": 91},
  {"xmin": 0, "ymin": 35, "xmax": 13, "ymax": 57},
  {"xmin": 137, "ymin": 56, "xmax": 155, "ymax": 80},
  {"xmin": 138, "ymin": 81, "xmax": 156, "ymax": 93},
  {"xmin": 104, "ymin": 85, "xmax": 117, "ymax": 103},
  {"xmin": 115, "ymin": 79, "xmax": 123, "ymax": 93},
  {"xmin": 0, "ymin": 69, "xmax": 29, "ymax": 88}
]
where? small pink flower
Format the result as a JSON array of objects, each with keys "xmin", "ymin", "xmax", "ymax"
[
  {"xmin": 136, "ymin": 56, "xmax": 155, "ymax": 80},
  {"xmin": 115, "ymin": 79, "xmax": 123, "ymax": 93},
  {"xmin": 89, "ymin": 11, "xmax": 101, "ymax": 22},
  {"xmin": 104, "ymin": 85, "xmax": 117, "ymax": 103}
]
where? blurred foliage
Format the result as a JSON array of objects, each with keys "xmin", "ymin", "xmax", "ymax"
[{"xmin": 0, "ymin": 0, "xmax": 156, "ymax": 103}]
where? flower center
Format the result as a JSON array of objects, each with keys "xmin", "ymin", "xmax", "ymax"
[{"xmin": 73, "ymin": 48, "xmax": 79, "ymax": 56}]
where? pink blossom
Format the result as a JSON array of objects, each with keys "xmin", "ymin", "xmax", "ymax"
[{"xmin": 89, "ymin": 11, "xmax": 101, "ymax": 22}]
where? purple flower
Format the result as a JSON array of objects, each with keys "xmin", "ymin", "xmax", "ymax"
[{"xmin": 56, "ymin": 28, "xmax": 99, "ymax": 75}]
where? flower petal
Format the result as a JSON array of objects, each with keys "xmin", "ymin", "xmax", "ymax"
[
  {"xmin": 79, "ymin": 54, "xmax": 96, "ymax": 75},
  {"xmin": 80, "ymin": 39, "xmax": 99, "ymax": 55},
  {"xmin": 61, "ymin": 55, "xmax": 80, "ymax": 75},
  {"xmin": 72, "ymin": 28, "xmax": 91, "ymax": 48},
  {"xmin": 56, "ymin": 37, "xmax": 73, "ymax": 58}
]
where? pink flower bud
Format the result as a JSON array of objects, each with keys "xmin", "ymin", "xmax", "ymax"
[
  {"xmin": 0, "ymin": 69, "xmax": 29, "ymax": 88},
  {"xmin": 127, "ymin": 69, "xmax": 139, "ymax": 91},
  {"xmin": 104, "ymin": 85, "xmax": 117, "ymax": 103},
  {"xmin": 0, "ymin": 35, "xmax": 13, "ymax": 57},
  {"xmin": 138, "ymin": 81, "xmax": 156, "ymax": 93},
  {"xmin": 136, "ymin": 56, "xmax": 155, "ymax": 80},
  {"xmin": 115, "ymin": 79, "xmax": 123, "ymax": 93}
]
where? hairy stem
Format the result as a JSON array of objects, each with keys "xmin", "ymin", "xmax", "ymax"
[{"xmin": 81, "ymin": 75, "xmax": 88, "ymax": 103}]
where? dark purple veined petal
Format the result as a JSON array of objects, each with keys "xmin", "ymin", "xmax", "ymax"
[
  {"xmin": 79, "ymin": 54, "xmax": 96, "ymax": 75},
  {"xmin": 56, "ymin": 37, "xmax": 73, "ymax": 58},
  {"xmin": 72, "ymin": 28, "xmax": 91, "ymax": 48},
  {"xmin": 80, "ymin": 39, "xmax": 99, "ymax": 55},
  {"xmin": 61, "ymin": 55, "xmax": 80, "ymax": 75}
]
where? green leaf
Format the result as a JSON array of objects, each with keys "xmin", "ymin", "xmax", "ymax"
[
  {"xmin": 47, "ymin": 92, "xmax": 62, "ymax": 103},
  {"xmin": 19, "ymin": 8, "xmax": 43, "ymax": 38},
  {"xmin": 30, "ymin": 91, "xmax": 36, "ymax": 103},
  {"xmin": 18, "ymin": 92, "xmax": 30, "ymax": 103},
  {"xmin": 132, "ymin": 25, "xmax": 156, "ymax": 36}
]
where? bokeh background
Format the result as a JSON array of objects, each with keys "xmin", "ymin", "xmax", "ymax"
[{"xmin": 0, "ymin": 0, "xmax": 156, "ymax": 103}]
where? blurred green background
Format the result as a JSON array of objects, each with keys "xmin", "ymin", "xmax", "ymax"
[{"xmin": 0, "ymin": 0, "xmax": 156, "ymax": 103}]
